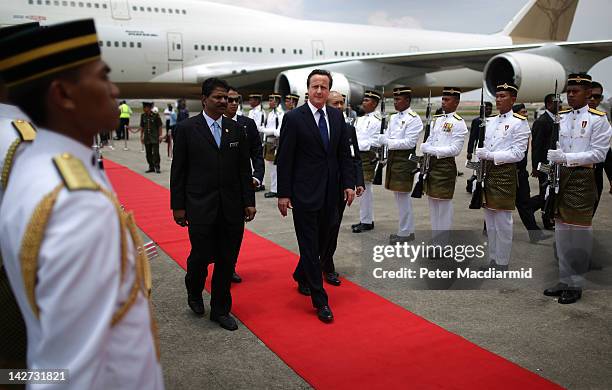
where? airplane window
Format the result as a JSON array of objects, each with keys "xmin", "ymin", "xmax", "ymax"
[
  {"xmin": 130, "ymin": 42, "xmax": 134, "ymax": 48},
  {"xmin": 137, "ymin": 42, "xmax": 142, "ymax": 48},
  {"xmin": 234, "ymin": 46, "xmax": 238, "ymax": 52},
  {"xmin": 258, "ymin": 48, "xmax": 262, "ymax": 53},
  {"xmin": 114, "ymin": 41, "xmax": 119, "ymax": 47},
  {"xmin": 201, "ymin": 45, "xmax": 205, "ymax": 50},
  {"xmin": 168, "ymin": 9, "xmax": 173, "ymax": 13},
  {"xmin": 207, "ymin": 45, "xmax": 212, "ymax": 50},
  {"xmin": 240, "ymin": 47, "xmax": 243, "ymax": 52},
  {"xmin": 155, "ymin": 8, "xmax": 159, "ymax": 12},
  {"xmin": 122, "ymin": 42, "xmax": 126, "ymax": 47},
  {"xmin": 87, "ymin": 2, "xmax": 91, "ymax": 7},
  {"xmin": 106, "ymin": 41, "xmax": 110, "ymax": 47},
  {"xmin": 62, "ymin": 0, "xmax": 67, "ymax": 5},
  {"xmin": 28, "ymin": 0, "xmax": 33, "ymax": 4},
  {"xmin": 220, "ymin": 46, "xmax": 225, "ymax": 51},
  {"xmin": 161, "ymin": 8, "xmax": 166, "ymax": 13},
  {"xmin": 175, "ymin": 9, "xmax": 179, "ymax": 14},
  {"xmin": 37, "ymin": 0, "xmax": 42, "ymax": 4},
  {"xmin": 78, "ymin": 2, "xmax": 83, "ymax": 6},
  {"xmin": 182, "ymin": 10, "xmax": 186, "ymax": 14},
  {"xmin": 194, "ymin": 44, "xmax": 198, "ymax": 50},
  {"xmin": 282, "ymin": 48, "xmax": 285, "ymax": 54},
  {"xmin": 246, "ymin": 47, "xmax": 250, "ymax": 52},
  {"xmin": 102, "ymin": 3, "xmax": 106, "ymax": 8},
  {"xmin": 177, "ymin": 44, "xmax": 181, "ymax": 49},
  {"xmin": 132, "ymin": 6, "xmax": 137, "ymax": 11},
  {"xmin": 70, "ymin": 0, "xmax": 75, "ymax": 5},
  {"xmin": 270, "ymin": 48, "xmax": 274, "ymax": 54},
  {"xmin": 140, "ymin": 7, "xmax": 144, "ymax": 11},
  {"xmin": 252, "ymin": 47, "xmax": 256, "ymax": 53},
  {"xmin": 214, "ymin": 45, "xmax": 218, "ymax": 51},
  {"xmin": 46, "ymin": 0, "xmax": 50, "ymax": 5},
  {"xmin": 292, "ymin": 49, "xmax": 296, "ymax": 54},
  {"xmin": 147, "ymin": 7, "xmax": 151, "ymax": 12}
]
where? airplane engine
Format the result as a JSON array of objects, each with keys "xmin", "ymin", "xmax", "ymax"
[
  {"xmin": 274, "ymin": 69, "xmax": 365, "ymax": 107},
  {"xmin": 483, "ymin": 52, "xmax": 566, "ymax": 102}
]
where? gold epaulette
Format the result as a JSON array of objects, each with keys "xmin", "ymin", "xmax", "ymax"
[
  {"xmin": 52, "ymin": 153, "xmax": 99, "ymax": 191},
  {"xmin": 407, "ymin": 111, "xmax": 418, "ymax": 117},
  {"xmin": 453, "ymin": 113, "xmax": 462, "ymax": 120},
  {"xmin": 588, "ymin": 108, "xmax": 606, "ymax": 116},
  {"xmin": 559, "ymin": 109, "xmax": 571, "ymax": 114},
  {"xmin": 513, "ymin": 113, "xmax": 527, "ymax": 120},
  {"xmin": 12, "ymin": 120, "xmax": 36, "ymax": 141}
]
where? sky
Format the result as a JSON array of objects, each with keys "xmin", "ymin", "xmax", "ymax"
[{"xmin": 205, "ymin": 0, "xmax": 612, "ymax": 99}]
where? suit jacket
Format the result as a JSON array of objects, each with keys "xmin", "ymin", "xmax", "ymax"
[
  {"xmin": 277, "ymin": 103, "xmax": 355, "ymax": 210},
  {"xmin": 170, "ymin": 113, "xmax": 255, "ymax": 225},
  {"xmin": 236, "ymin": 115, "xmax": 264, "ymax": 183},
  {"xmin": 531, "ymin": 112, "xmax": 554, "ymax": 172}
]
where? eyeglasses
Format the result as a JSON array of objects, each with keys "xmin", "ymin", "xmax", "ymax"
[
  {"xmin": 227, "ymin": 97, "xmax": 241, "ymax": 103},
  {"xmin": 590, "ymin": 94, "xmax": 603, "ymax": 99}
]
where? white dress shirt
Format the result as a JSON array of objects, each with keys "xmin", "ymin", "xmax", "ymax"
[
  {"xmin": 385, "ymin": 107, "xmax": 423, "ymax": 150},
  {"xmin": 483, "ymin": 111, "xmax": 530, "ymax": 164},
  {"xmin": 263, "ymin": 107, "xmax": 285, "ymax": 137},
  {"xmin": 559, "ymin": 104, "xmax": 612, "ymax": 166},
  {"xmin": 0, "ymin": 129, "xmax": 164, "ymax": 390},
  {"xmin": 355, "ymin": 110, "xmax": 381, "ymax": 151},
  {"xmin": 422, "ymin": 111, "xmax": 468, "ymax": 158},
  {"xmin": 248, "ymin": 104, "xmax": 265, "ymax": 131}
]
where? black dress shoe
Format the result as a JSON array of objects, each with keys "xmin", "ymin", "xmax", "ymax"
[
  {"xmin": 324, "ymin": 272, "xmax": 341, "ymax": 286},
  {"xmin": 316, "ymin": 305, "xmax": 334, "ymax": 323},
  {"xmin": 529, "ymin": 230, "xmax": 551, "ymax": 244},
  {"xmin": 210, "ymin": 313, "xmax": 238, "ymax": 331},
  {"xmin": 351, "ymin": 222, "xmax": 362, "ymax": 229},
  {"xmin": 231, "ymin": 272, "xmax": 242, "ymax": 283},
  {"xmin": 543, "ymin": 282, "xmax": 568, "ymax": 297},
  {"xmin": 187, "ymin": 298, "xmax": 205, "ymax": 315},
  {"xmin": 558, "ymin": 289, "xmax": 582, "ymax": 304},
  {"xmin": 155, "ymin": 167, "xmax": 161, "ymax": 173},
  {"xmin": 264, "ymin": 192, "xmax": 277, "ymax": 198},
  {"xmin": 255, "ymin": 184, "xmax": 265, "ymax": 192},
  {"xmin": 145, "ymin": 167, "xmax": 155, "ymax": 173},
  {"xmin": 297, "ymin": 283, "xmax": 311, "ymax": 296},
  {"xmin": 352, "ymin": 222, "xmax": 374, "ymax": 233}
]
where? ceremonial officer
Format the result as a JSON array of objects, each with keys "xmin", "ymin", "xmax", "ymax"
[
  {"xmin": 0, "ymin": 19, "xmax": 164, "ymax": 388},
  {"xmin": 0, "ymin": 21, "xmax": 40, "ymax": 371},
  {"xmin": 377, "ymin": 87, "xmax": 422, "ymax": 243},
  {"xmin": 285, "ymin": 93, "xmax": 299, "ymax": 111},
  {"xmin": 475, "ymin": 82, "xmax": 530, "ymax": 271},
  {"xmin": 262, "ymin": 93, "xmax": 284, "ymax": 198},
  {"xmin": 543, "ymin": 73, "xmax": 611, "ymax": 304},
  {"xmin": 352, "ymin": 90, "xmax": 382, "ymax": 233},
  {"xmin": 140, "ymin": 101, "xmax": 163, "ymax": 173},
  {"xmin": 419, "ymin": 87, "xmax": 467, "ymax": 243},
  {"xmin": 247, "ymin": 93, "xmax": 266, "ymax": 131}
]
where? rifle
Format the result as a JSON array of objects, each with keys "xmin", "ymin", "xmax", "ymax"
[
  {"xmin": 538, "ymin": 81, "xmax": 561, "ymax": 223},
  {"xmin": 467, "ymin": 89, "xmax": 487, "ymax": 209},
  {"xmin": 410, "ymin": 90, "xmax": 432, "ymax": 198},
  {"xmin": 372, "ymin": 87, "xmax": 387, "ymax": 185}
]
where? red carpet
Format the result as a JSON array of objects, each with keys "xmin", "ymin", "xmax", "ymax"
[{"xmin": 105, "ymin": 160, "xmax": 563, "ymax": 390}]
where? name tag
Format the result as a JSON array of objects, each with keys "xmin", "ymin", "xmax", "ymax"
[{"xmin": 230, "ymin": 142, "xmax": 239, "ymax": 148}]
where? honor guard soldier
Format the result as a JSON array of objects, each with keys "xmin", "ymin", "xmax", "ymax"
[
  {"xmin": 0, "ymin": 19, "xmax": 164, "ymax": 388},
  {"xmin": 475, "ymin": 82, "xmax": 530, "ymax": 271},
  {"xmin": 543, "ymin": 73, "xmax": 612, "ymax": 304},
  {"xmin": 0, "ymin": 21, "xmax": 40, "ymax": 371},
  {"xmin": 247, "ymin": 93, "xmax": 266, "ymax": 131},
  {"xmin": 262, "ymin": 93, "xmax": 284, "ymax": 198},
  {"xmin": 377, "ymin": 87, "xmax": 423, "ymax": 242},
  {"xmin": 419, "ymin": 87, "xmax": 468, "ymax": 243},
  {"xmin": 285, "ymin": 93, "xmax": 299, "ymax": 111},
  {"xmin": 352, "ymin": 90, "xmax": 382, "ymax": 233},
  {"xmin": 140, "ymin": 101, "xmax": 163, "ymax": 173}
]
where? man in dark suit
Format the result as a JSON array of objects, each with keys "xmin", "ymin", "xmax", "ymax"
[
  {"xmin": 171, "ymin": 78, "xmax": 256, "ymax": 331},
  {"xmin": 276, "ymin": 70, "xmax": 355, "ymax": 323},
  {"xmin": 320, "ymin": 91, "xmax": 365, "ymax": 286},
  {"xmin": 530, "ymin": 94, "xmax": 555, "ymax": 229},
  {"xmin": 226, "ymin": 86, "xmax": 264, "ymax": 283}
]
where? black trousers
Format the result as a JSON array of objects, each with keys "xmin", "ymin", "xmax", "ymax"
[
  {"xmin": 320, "ymin": 197, "xmax": 346, "ymax": 274},
  {"xmin": 145, "ymin": 143, "xmax": 160, "ymax": 169},
  {"xmin": 117, "ymin": 118, "xmax": 129, "ymax": 139},
  {"xmin": 516, "ymin": 168, "xmax": 540, "ymax": 231},
  {"xmin": 604, "ymin": 148, "xmax": 612, "ymax": 182},
  {"xmin": 292, "ymin": 204, "xmax": 339, "ymax": 309},
  {"xmin": 185, "ymin": 215, "xmax": 245, "ymax": 316}
]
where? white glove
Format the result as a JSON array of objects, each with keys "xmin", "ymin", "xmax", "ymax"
[
  {"xmin": 547, "ymin": 148, "xmax": 567, "ymax": 164},
  {"xmin": 475, "ymin": 147, "xmax": 491, "ymax": 161},
  {"xmin": 420, "ymin": 143, "xmax": 433, "ymax": 154},
  {"xmin": 377, "ymin": 134, "xmax": 388, "ymax": 146}
]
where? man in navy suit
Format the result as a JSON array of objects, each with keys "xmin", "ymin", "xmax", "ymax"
[
  {"xmin": 226, "ymin": 86, "xmax": 264, "ymax": 283},
  {"xmin": 171, "ymin": 78, "xmax": 256, "ymax": 331},
  {"xmin": 276, "ymin": 69, "xmax": 355, "ymax": 323}
]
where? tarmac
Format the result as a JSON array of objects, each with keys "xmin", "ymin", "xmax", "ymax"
[{"xmin": 103, "ymin": 116, "xmax": 612, "ymax": 390}]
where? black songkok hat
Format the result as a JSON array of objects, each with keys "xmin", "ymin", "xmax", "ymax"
[
  {"xmin": 442, "ymin": 87, "xmax": 462, "ymax": 97},
  {"xmin": 495, "ymin": 82, "xmax": 518, "ymax": 93},
  {"xmin": 286, "ymin": 94, "xmax": 299, "ymax": 101},
  {"xmin": 0, "ymin": 19, "xmax": 100, "ymax": 89},
  {"xmin": 567, "ymin": 73, "xmax": 592, "ymax": 86},
  {"xmin": 393, "ymin": 87, "xmax": 412, "ymax": 96},
  {"xmin": 248, "ymin": 93, "xmax": 262, "ymax": 99},
  {"xmin": 268, "ymin": 93, "xmax": 282, "ymax": 100},
  {"xmin": 363, "ymin": 90, "xmax": 381, "ymax": 100},
  {"xmin": 0, "ymin": 22, "xmax": 40, "ymax": 41}
]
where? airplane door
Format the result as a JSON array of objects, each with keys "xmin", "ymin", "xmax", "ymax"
[
  {"xmin": 311, "ymin": 40, "xmax": 325, "ymax": 60},
  {"xmin": 167, "ymin": 32, "xmax": 183, "ymax": 61},
  {"xmin": 110, "ymin": 0, "xmax": 131, "ymax": 20}
]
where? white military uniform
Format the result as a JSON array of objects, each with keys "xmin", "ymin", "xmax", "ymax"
[
  {"xmin": 421, "ymin": 111, "xmax": 467, "ymax": 234},
  {"xmin": 554, "ymin": 105, "xmax": 611, "ymax": 287},
  {"xmin": 0, "ymin": 129, "xmax": 164, "ymax": 390},
  {"xmin": 382, "ymin": 107, "xmax": 422, "ymax": 236},
  {"xmin": 355, "ymin": 110, "xmax": 381, "ymax": 225},
  {"xmin": 262, "ymin": 107, "xmax": 284, "ymax": 193},
  {"xmin": 479, "ymin": 111, "xmax": 530, "ymax": 265},
  {"xmin": 248, "ymin": 104, "xmax": 266, "ymax": 132},
  {"xmin": 0, "ymin": 102, "xmax": 31, "ymax": 203}
]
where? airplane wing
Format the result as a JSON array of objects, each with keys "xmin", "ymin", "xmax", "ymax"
[{"xmin": 204, "ymin": 40, "xmax": 612, "ymax": 87}]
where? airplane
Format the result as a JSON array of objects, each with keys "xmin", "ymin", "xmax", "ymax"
[{"xmin": 1, "ymin": 0, "xmax": 611, "ymax": 104}]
